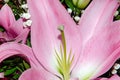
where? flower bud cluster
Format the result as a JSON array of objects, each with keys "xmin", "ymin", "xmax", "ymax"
[
  {"xmin": 111, "ymin": 63, "xmax": 120, "ymax": 74},
  {"xmin": 72, "ymin": 0, "xmax": 90, "ymax": 9},
  {"xmin": 20, "ymin": 4, "xmax": 32, "ymax": 28}
]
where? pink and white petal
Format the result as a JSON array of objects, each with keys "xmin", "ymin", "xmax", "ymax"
[
  {"xmin": 70, "ymin": 78, "xmax": 79, "ymax": 80},
  {"xmin": 0, "ymin": 73, "xmax": 4, "ymax": 78},
  {"xmin": 19, "ymin": 67, "xmax": 60, "ymax": 80},
  {"xmin": 14, "ymin": 28, "xmax": 30, "ymax": 43},
  {"xmin": 8, "ymin": 19, "xmax": 24, "ymax": 37},
  {"xmin": 72, "ymin": 20, "xmax": 120, "ymax": 79},
  {"xmin": 92, "ymin": 21, "xmax": 120, "ymax": 78},
  {"xmin": 27, "ymin": 0, "xmax": 81, "ymax": 75},
  {"xmin": 0, "ymin": 5, "xmax": 29, "ymax": 42},
  {"xmin": 0, "ymin": 4, "xmax": 15, "ymax": 30},
  {"xmin": 7, "ymin": 19, "xmax": 30, "ymax": 43},
  {"xmin": 96, "ymin": 75, "xmax": 120, "ymax": 80},
  {"xmin": 0, "ymin": 42, "xmax": 38, "ymax": 67},
  {"xmin": 12, "ymin": 19, "xmax": 24, "ymax": 34},
  {"xmin": 0, "ymin": 32, "xmax": 9, "ymax": 41},
  {"xmin": 79, "ymin": 0, "xmax": 119, "ymax": 44}
]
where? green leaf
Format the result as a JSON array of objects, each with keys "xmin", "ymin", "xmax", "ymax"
[
  {"xmin": 23, "ymin": 60, "xmax": 30, "ymax": 69},
  {"xmin": 27, "ymin": 38, "xmax": 31, "ymax": 47},
  {"xmin": 65, "ymin": 0, "xmax": 75, "ymax": 10},
  {"xmin": 0, "ymin": 27, "xmax": 5, "ymax": 32},
  {"xmin": 5, "ymin": 67, "xmax": 17, "ymax": 76},
  {"xmin": 115, "ymin": 15, "xmax": 120, "ymax": 20},
  {"xmin": 13, "ymin": 74, "xmax": 20, "ymax": 79},
  {"xmin": 60, "ymin": 0, "xmax": 64, "ymax": 3}
]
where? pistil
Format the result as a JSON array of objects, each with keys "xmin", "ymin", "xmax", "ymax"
[{"xmin": 55, "ymin": 26, "xmax": 74, "ymax": 80}]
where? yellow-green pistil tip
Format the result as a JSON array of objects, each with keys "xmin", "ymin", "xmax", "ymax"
[{"xmin": 55, "ymin": 25, "xmax": 74, "ymax": 80}]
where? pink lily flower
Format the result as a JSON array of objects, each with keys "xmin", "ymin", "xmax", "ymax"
[
  {"xmin": 0, "ymin": 0, "xmax": 120, "ymax": 80},
  {"xmin": 0, "ymin": 4, "xmax": 30, "ymax": 44}
]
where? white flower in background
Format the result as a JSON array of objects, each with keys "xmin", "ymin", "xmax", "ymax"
[
  {"xmin": 111, "ymin": 69, "xmax": 117, "ymax": 74},
  {"xmin": 74, "ymin": 16, "xmax": 80, "ymax": 22},
  {"xmin": 23, "ymin": 20, "xmax": 32, "ymax": 27},
  {"xmin": 21, "ymin": 13, "xmax": 31, "ymax": 19},
  {"xmin": 114, "ymin": 63, "xmax": 120, "ymax": 70},
  {"xmin": 114, "ymin": 11, "xmax": 119, "ymax": 17},
  {"xmin": 67, "ymin": 8, "xmax": 72, "ymax": 14},
  {"xmin": 21, "ymin": 4, "xmax": 28, "ymax": 9}
]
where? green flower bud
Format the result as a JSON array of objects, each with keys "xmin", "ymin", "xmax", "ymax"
[{"xmin": 72, "ymin": 0, "xmax": 90, "ymax": 9}]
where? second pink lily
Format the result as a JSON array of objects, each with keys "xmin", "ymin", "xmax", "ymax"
[{"xmin": 0, "ymin": 4, "xmax": 30, "ymax": 44}]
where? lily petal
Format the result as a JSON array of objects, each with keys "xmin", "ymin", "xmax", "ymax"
[
  {"xmin": 0, "ymin": 4, "xmax": 15, "ymax": 30},
  {"xmin": 19, "ymin": 67, "xmax": 60, "ymax": 80},
  {"xmin": 28, "ymin": 0, "xmax": 81, "ymax": 75},
  {"xmin": 15, "ymin": 28, "xmax": 30, "ymax": 43},
  {"xmin": 0, "ymin": 32, "xmax": 9, "ymax": 43},
  {"xmin": 0, "ymin": 42, "xmax": 38, "ymax": 67},
  {"xmin": 72, "ymin": 20, "xmax": 120, "ymax": 79},
  {"xmin": 79, "ymin": 0, "xmax": 119, "ymax": 44},
  {"xmin": 0, "ymin": 4, "xmax": 30, "ymax": 43},
  {"xmin": 0, "ymin": 42, "xmax": 57, "ymax": 79},
  {"xmin": 12, "ymin": 19, "xmax": 25, "ymax": 35},
  {"xmin": 94, "ymin": 20, "xmax": 120, "ymax": 78}
]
